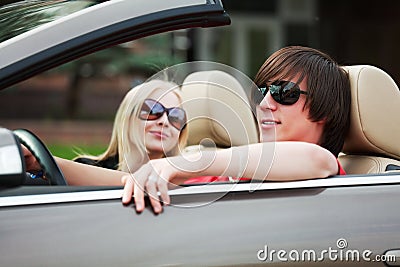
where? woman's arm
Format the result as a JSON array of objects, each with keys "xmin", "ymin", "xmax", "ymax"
[
  {"xmin": 22, "ymin": 145, "xmax": 125, "ymax": 186},
  {"xmin": 122, "ymin": 141, "xmax": 338, "ymax": 214},
  {"xmin": 55, "ymin": 157, "xmax": 124, "ymax": 186}
]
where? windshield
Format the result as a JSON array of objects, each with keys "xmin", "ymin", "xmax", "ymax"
[{"xmin": 0, "ymin": 0, "xmax": 105, "ymax": 43}]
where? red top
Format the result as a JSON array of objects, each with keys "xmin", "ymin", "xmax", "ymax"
[
  {"xmin": 337, "ymin": 159, "xmax": 346, "ymax": 175},
  {"xmin": 184, "ymin": 159, "xmax": 346, "ymax": 185}
]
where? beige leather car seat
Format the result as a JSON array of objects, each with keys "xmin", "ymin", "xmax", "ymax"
[
  {"xmin": 180, "ymin": 70, "xmax": 258, "ymax": 152},
  {"xmin": 180, "ymin": 67, "xmax": 400, "ymax": 175},
  {"xmin": 339, "ymin": 65, "xmax": 400, "ymax": 174}
]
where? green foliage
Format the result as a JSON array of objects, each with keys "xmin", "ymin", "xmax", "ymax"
[{"xmin": 48, "ymin": 143, "xmax": 106, "ymax": 160}]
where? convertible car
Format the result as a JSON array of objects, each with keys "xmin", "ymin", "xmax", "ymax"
[{"xmin": 1, "ymin": 0, "xmax": 400, "ymax": 266}]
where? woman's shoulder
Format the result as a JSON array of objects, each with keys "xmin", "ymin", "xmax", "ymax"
[
  {"xmin": 74, "ymin": 157, "xmax": 98, "ymax": 165},
  {"xmin": 74, "ymin": 155, "xmax": 119, "ymax": 170}
]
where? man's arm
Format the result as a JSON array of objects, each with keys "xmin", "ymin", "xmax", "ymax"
[{"xmin": 124, "ymin": 141, "xmax": 338, "ymax": 214}]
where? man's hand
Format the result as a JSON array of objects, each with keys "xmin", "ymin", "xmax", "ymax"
[{"xmin": 121, "ymin": 159, "xmax": 174, "ymax": 214}]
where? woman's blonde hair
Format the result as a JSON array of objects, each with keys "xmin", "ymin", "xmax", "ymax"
[{"xmin": 76, "ymin": 79, "xmax": 188, "ymax": 172}]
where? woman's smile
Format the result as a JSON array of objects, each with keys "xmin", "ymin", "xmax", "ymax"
[{"xmin": 149, "ymin": 130, "xmax": 169, "ymax": 139}]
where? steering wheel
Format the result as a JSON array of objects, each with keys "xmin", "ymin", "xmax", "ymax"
[{"xmin": 14, "ymin": 129, "xmax": 68, "ymax": 186}]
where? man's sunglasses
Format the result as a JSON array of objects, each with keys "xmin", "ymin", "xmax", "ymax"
[
  {"xmin": 139, "ymin": 98, "xmax": 187, "ymax": 130},
  {"xmin": 258, "ymin": 80, "xmax": 308, "ymax": 105}
]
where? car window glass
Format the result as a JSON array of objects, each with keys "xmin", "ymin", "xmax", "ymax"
[{"xmin": 0, "ymin": 0, "xmax": 104, "ymax": 43}]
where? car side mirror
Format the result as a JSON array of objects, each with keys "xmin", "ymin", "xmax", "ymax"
[{"xmin": 0, "ymin": 128, "xmax": 26, "ymax": 186}]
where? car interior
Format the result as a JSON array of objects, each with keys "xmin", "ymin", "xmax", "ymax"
[
  {"xmin": 3, "ymin": 65, "xmax": 400, "ymax": 188},
  {"xmin": 180, "ymin": 65, "xmax": 400, "ymax": 177},
  {"xmin": 181, "ymin": 70, "xmax": 258, "ymax": 150}
]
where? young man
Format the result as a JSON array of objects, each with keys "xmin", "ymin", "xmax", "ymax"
[{"xmin": 121, "ymin": 46, "xmax": 351, "ymax": 213}]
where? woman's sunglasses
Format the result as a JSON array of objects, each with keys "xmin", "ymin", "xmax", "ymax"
[
  {"xmin": 258, "ymin": 80, "xmax": 308, "ymax": 105},
  {"xmin": 139, "ymin": 98, "xmax": 187, "ymax": 131}
]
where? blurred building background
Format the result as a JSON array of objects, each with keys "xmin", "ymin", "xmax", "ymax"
[{"xmin": 1, "ymin": 0, "xmax": 399, "ymax": 157}]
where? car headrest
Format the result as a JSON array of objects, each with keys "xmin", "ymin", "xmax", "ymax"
[
  {"xmin": 181, "ymin": 70, "xmax": 259, "ymax": 148},
  {"xmin": 342, "ymin": 65, "xmax": 400, "ymax": 160}
]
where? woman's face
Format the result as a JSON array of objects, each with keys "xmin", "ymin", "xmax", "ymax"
[
  {"xmin": 256, "ymin": 76, "xmax": 325, "ymax": 144},
  {"xmin": 138, "ymin": 90, "xmax": 183, "ymax": 160}
]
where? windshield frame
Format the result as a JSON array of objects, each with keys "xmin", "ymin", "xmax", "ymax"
[{"xmin": 0, "ymin": 0, "xmax": 230, "ymax": 90}]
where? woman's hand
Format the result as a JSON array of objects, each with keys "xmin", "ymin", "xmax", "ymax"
[
  {"xmin": 121, "ymin": 158, "xmax": 175, "ymax": 214},
  {"xmin": 21, "ymin": 145, "xmax": 42, "ymax": 172}
]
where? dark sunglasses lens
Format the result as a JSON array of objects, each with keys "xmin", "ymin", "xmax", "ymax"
[
  {"xmin": 140, "ymin": 99, "xmax": 164, "ymax": 120},
  {"xmin": 269, "ymin": 84, "xmax": 281, "ymax": 103},
  {"xmin": 168, "ymin": 108, "xmax": 187, "ymax": 130},
  {"xmin": 253, "ymin": 86, "xmax": 267, "ymax": 104},
  {"xmin": 140, "ymin": 99, "xmax": 186, "ymax": 130},
  {"xmin": 281, "ymin": 82, "xmax": 300, "ymax": 105},
  {"xmin": 270, "ymin": 81, "xmax": 301, "ymax": 105}
]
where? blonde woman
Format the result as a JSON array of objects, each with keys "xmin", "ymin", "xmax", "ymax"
[
  {"xmin": 23, "ymin": 79, "xmax": 188, "ymax": 185},
  {"xmin": 74, "ymin": 79, "xmax": 188, "ymax": 173}
]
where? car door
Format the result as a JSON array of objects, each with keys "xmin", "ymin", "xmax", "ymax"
[{"xmin": 1, "ymin": 175, "xmax": 400, "ymax": 266}]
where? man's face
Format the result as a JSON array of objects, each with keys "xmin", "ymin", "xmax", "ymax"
[{"xmin": 256, "ymin": 76, "xmax": 325, "ymax": 144}]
